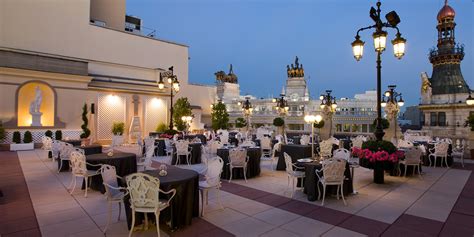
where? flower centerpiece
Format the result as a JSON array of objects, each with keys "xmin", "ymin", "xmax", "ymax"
[{"xmin": 352, "ymin": 140, "xmax": 404, "ymax": 184}]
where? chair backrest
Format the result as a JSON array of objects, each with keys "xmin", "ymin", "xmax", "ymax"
[
  {"xmin": 42, "ymin": 136, "xmax": 52, "ymax": 150},
  {"xmin": 328, "ymin": 137, "xmax": 339, "ymax": 146},
  {"xmin": 164, "ymin": 139, "xmax": 173, "ymax": 149},
  {"xmin": 260, "ymin": 137, "xmax": 272, "ymax": 149},
  {"xmin": 283, "ymin": 152, "xmax": 294, "ymax": 173},
  {"xmin": 434, "ymin": 142, "xmax": 449, "ymax": 155},
  {"xmin": 59, "ymin": 142, "xmax": 74, "ymax": 159},
  {"xmin": 126, "ymin": 173, "xmax": 160, "ymax": 209},
  {"xmin": 100, "ymin": 164, "xmax": 121, "ymax": 198},
  {"xmin": 333, "ymin": 148, "xmax": 350, "ymax": 161},
  {"xmin": 322, "ymin": 158, "xmax": 346, "ymax": 183},
  {"xmin": 404, "ymin": 147, "xmax": 422, "ymax": 164},
  {"xmin": 70, "ymin": 151, "xmax": 87, "ymax": 175},
  {"xmin": 300, "ymin": 135, "xmax": 310, "ymax": 145},
  {"xmin": 240, "ymin": 140, "xmax": 255, "ymax": 147},
  {"xmin": 52, "ymin": 140, "xmax": 61, "ymax": 157},
  {"xmin": 272, "ymin": 142, "xmax": 281, "ymax": 157},
  {"xmin": 205, "ymin": 157, "xmax": 224, "ymax": 187},
  {"xmin": 398, "ymin": 139, "xmax": 414, "ymax": 149},
  {"xmin": 144, "ymin": 136, "xmax": 154, "ymax": 148},
  {"xmin": 229, "ymin": 148, "xmax": 247, "ymax": 166},
  {"xmin": 208, "ymin": 140, "xmax": 223, "ymax": 154},
  {"xmin": 175, "ymin": 140, "xmax": 189, "ymax": 155},
  {"xmin": 319, "ymin": 140, "xmax": 333, "ymax": 158},
  {"xmin": 144, "ymin": 144, "xmax": 155, "ymax": 158},
  {"xmin": 220, "ymin": 134, "xmax": 229, "ymax": 145},
  {"xmin": 112, "ymin": 135, "xmax": 124, "ymax": 147},
  {"xmin": 440, "ymin": 138, "xmax": 452, "ymax": 144},
  {"xmin": 351, "ymin": 137, "xmax": 364, "ymax": 149}
]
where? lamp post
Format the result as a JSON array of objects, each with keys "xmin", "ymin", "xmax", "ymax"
[
  {"xmin": 319, "ymin": 90, "xmax": 337, "ymax": 137},
  {"xmin": 352, "ymin": 0, "xmax": 406, "ymax": 141},
  {"xmin": 158, "ymin": 66, "xmax": 180, "ymax": 130},
  {"xmin": 239, "ymin": 98, "xmax": 253, "ymax": 131},
  {"xmin": 381, "ymin": 85, "xmax": 404, "ymax": 139},
  {"xmin": 181, "ymin": 115, "xmax": 193, "ymax": 134},
  {"xmin": 273, "ymin": 93, "xmax": 289, "ymax": 136},
  {"xmin": 304, "ymin": 114, "xmax": 323, "ymax": 159}
]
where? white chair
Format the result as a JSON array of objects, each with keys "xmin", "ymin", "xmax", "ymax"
[
  {"xmin": 260, "ymin": 137, "xmax": 273, "ymax": 157},
  {"xmin": 126, "ymin": 173, "xmax": 176, "ymax": 237},
  {"xmin": 220, "ymin": 134, "xmax": 229, "ymax": 146},
  {"xmin": 333, "ymin": 148, "xmax": 351, "ymax": 161},
  {"xmin": 428, "ymin": 142, "xmax": 449, "ymax": 167},
  {"xmin": 300, "ymin": 135, "xmax": 310, "ymax": 145},
  {"xmin": 452, "ymin": 142, "xmax": 465, "ymax": 168},
  {"xmin": 328, "ymin": 136, "xmax": 340, "ymax": 146},
  {"xmin": 316, "ymin": 158, "xmax": 347, "ymax": 206},
  {"xmin": 137, "ymin": 144, "xmax": 156, "ymax": 171},
  {"xmin": 199, "ymin": 157, "xmax": 224, "ymax": 216},
  {"xmin": 398, "ymin": 147, "xmax": 423, "ymax": 177},
  {"xmin": 144, "ymin": 136, "xmax": 155, "ymax": 151},
  {"xmin": 283, "ymin": 153, "xmax": 305, "ymax": 198},
  {"xmin": 111, "ymin": 135, "xmax": 124, "ymax": 147},
  {"xmin": 239, "ymin": 140, "xmax": 256, "ymax": 147},
  {"xmin": 100, "ymin": 165, "xmax": 128, "ymax": 234},
  {"xmin": 350, "ymin": 136, "xmax": 365, "ymax": 151},
  {"xmin": 397, "ymin": 139, "xmax": 414, "ymax": 149},
  {"xmin": 318, "ymin": 140, "xmax": 333, "ymax": 159},
  {"xmin": 228, "ymin": 148, "xmax": 249, "ymax": 183},
  {"xmin": 42, "ymin": 136, "xmax": 52, "ymax": 152},
  {"xmin": 164, "ymin": 139, "xmax": 174, "ymax": 157},
  {"xmin": 68, "ymin": 150, "xmax": 101, "ymax": 197},
  {"xmin": 208, "ymin": 140, "xmax": 223, "ymax": 155},
  {"xmin": 174, "ymin": 140, "xmax": 192, "ymax": 165},
  {"xmin": 51, "ymin": 140, "xmax": 61, "ymax": 162},
  {"xmin": 58, "ymin": 142, "xmax": 74, "ymax": 173}
]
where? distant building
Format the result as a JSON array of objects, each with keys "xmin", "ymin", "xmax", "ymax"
[
  {"xmin": 401, "ymin": 106, "xmax": 422, "ymax": 127},
  {"xmin": 418, "ymin": 1, "xmax": 473, "ymax": 139}
]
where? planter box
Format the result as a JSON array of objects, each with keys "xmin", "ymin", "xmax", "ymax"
[{"xmin": 10, "ymin": 143, "xmax": 34, "ymax": 151}]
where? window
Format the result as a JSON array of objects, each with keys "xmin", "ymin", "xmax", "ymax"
[
  {"xmin": 430, "ymin": 112, "xmax": 437, "ymax": 126},
  {"xmin": 361, "ymin": 124, "xmax": 368, "ymax": 133},
  {"xmin": 288, "ymin": 124, "xmax": 303, "ymax": 130},
  {"xmin": 336, "ymin": 124, "xmax": 342, "ymax": 132},
  {"xmin": 343, "ymin": 124, "xmax": 350, "ymax": 132},
  {"xmin": 438, "ymin": 112, "xmax": 446, "ymax": 126},
  {"xmin": 352, "ymin": 124, "xmax": 359, "ymax": 132}
]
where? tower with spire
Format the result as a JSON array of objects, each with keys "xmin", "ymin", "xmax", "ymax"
[{"xmin": 285, "ymin": 56, "xmax": 309, "ymax": 102}]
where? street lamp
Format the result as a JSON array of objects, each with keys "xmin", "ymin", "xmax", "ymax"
[
  {"xmin": 158, "ymin": 66, "xmax": 180, "ymax": 130},
  {"xmin": 381, "ymin": 85, "xmax": 404, "ymax": 108},
  {"xmin": 319, "ymin": 90, "xmax": 337, "ymax": 137},
  {"xmin": 304, "ymin": 114, "xmax": 323, "ymax": 159},
  {"xmin": 352, "ymin": 0, "xmax": 406, "ymax": 141},
  {"xmin": 240, "ymin": 98, "xmax": 253, "ymax": 130},
  {"xmin": 273, "ymin": 93, "xmax": 289, "ymax": 115}
]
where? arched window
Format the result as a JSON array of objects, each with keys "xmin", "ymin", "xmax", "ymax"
[{"xmin": 17, "ymin": 81, "xmax": 55, "ymax": 127}]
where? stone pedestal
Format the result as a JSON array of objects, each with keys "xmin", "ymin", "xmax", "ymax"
[{"xmin": 30, "ymin": 112, "xmax": 43, "ymax": 126}]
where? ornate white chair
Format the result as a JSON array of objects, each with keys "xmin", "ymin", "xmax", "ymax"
[
  {"xmin": 137, "ymin": 143, "xmax": 156, "ymax": 171},
  {"xmin": 283, "ymin": 153, "xmax": 305, "ymax": 198},
  {"xmin": 208, "ymin": 140, "xmax": 223, "ymax": 155},
  {"xmin": 144, "ymin": 136, "xmax": 155, "ymax": 152},
  {"xmin": 126, "ymin": 173, "xmax": 176, "ymax": 237},
  {"xmin": 398, "ymin": 147, "xmax": 423, "ymax": 177},
  {"xmin": 328, "ymin": 136, "xmax": 340, "ymax": 146},
  {"xmin": 58, "ymin": 142, "xmax": 74, "ymax": 172},
  {"xmin": 100, "ymin": 165, "xmax": 128, "ymax": 234},
  {"xmin": 333, "ymin": 148, "xmax": 351, "ymax": 161},
  {"xmin": 268, "ymin": 142, "xmax": 282, "ymax": 171},
  {"xmin": 68, "ymin": 150, "xmax": 101, "ymax": 197},
  {"xmin": 428, "ymin": 142, "xmax": 449, "ymax": 167},
  {"xmin": 318, "ymin": 140, "xmax": 333, "ymax": 159},
  {"xmin": 300, "ymin": 135, "xmax": 310, "ymax": 145},
  {"xmin": 452, "ymin": 141, "xmax": 465, "ymax": 168},
  {"xmin": 260, "ymin": 137, "xmax": 272, "ymax": 157},
  {"xmin": 397, "ymin": 139, "xmax": 414, "ymax": 149},
  {"xmin": 316, "ymin": 158, "xmax": 347, "ymax": 206},
  {"xmin": 350, "ymin": 136, "xmax": 365, "ymax": 151},
  {"xmin": 219, "ymin": 134, "xmax": 229, "ymax": 146},
  {"xmin": 111, "ymin": 135, "xmax": 124, "ymax": 147},
  {"xmin": 199, "ymin": 157, "xmax": 224, "ymax": 216},
  {"xmin": 239, "ymin": 140, "xmax": 256, "ymax": 147},
  {"xmin": 42, "ymin": 136, "xmax": 53, "ymax": 152},
  {"xmin": 51, "ymin": 140, "xmax": 61, "ymax": 162},
  {"xmin": 164, "ymin": 139, "xmax": 174, "ymax": 157},
  {"xmin": 228, "ymin": 148, "xmax": 248, "ymax": 183},
  {"xmin": 175, "ymin": 140, "xmax": 192, "ymax": 165}
]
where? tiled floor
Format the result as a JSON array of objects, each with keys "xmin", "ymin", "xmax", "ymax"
[{"xmin": 1, "ymin": 149, "xmax": 474, "ymax": 236}]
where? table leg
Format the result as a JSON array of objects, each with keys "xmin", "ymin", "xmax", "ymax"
[{"xmin": 351, "ymin": 166, "xmax": 358, "ymax": 195}]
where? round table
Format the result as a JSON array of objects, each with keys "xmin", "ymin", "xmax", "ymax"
[
  {"xmin": 124, "ymin": 166, "xmax": 199, "ymax": 230},
  {"xmin": 171, "ymin": 143, "xmax": 202, "ymax": 165},
  {"xmin": 217, "ymin": 147, "xmax": 262, "ymax": 180},
  {"xmin": 85, "ymin": 152, "xmax": 137, "ymax": 193},
  {"xmin": 61, "ymin": 139, "xmax": 82, "ymax": 146}
]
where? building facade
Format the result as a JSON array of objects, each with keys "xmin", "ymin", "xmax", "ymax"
[
  {"xmin": 0, "ymin": 0, "xmax": 216, "ymax": 144},
  {"xmin": 419, "ymin": 1, "xmax": 473, "ymax": 139}
]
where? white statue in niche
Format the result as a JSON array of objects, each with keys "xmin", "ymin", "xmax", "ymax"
[{"xmin": 29, "ymin": 86, "xmax": 43, "ymax": 126}]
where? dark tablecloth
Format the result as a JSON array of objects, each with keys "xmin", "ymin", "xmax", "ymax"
[
  {"xmin": 171, "ymin": 143, "xmax": 202, "ymax": 165},
  {"xmin": 124, "ymin": 166, "xmax": 199, "ymax": 230},
  {"xmin": 61, "ymin": 139, "xmax": 82, "ymax": 146},
  {"xmin": 217, "ymin": 148, "xmax": 262, "ymax": 180},
  {"xmin": 85, "ymin": 152, "xmax": 137, "ymax": 193},
  {"xmin": 297, "ymin": 161, "xmax": 353, "ymax": 202},
  {"xmin": 254, "ymin": 139, "xmax": 279, "ymax": 148},
  {"xmin": 276, "ymin": 144, "xmax": 316, "ymax": 171},
  {"xmin": 155, "ymin": 139, "xmax": 166, "ymax": 156},
  {"xmin": 57, "ymin": 144, "xmax": 103, "ymax": 171}
]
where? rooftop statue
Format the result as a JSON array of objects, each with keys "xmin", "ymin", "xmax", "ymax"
[{"xmin": 215, "ymin": 64, "xmax": 238, "ymax": 84}]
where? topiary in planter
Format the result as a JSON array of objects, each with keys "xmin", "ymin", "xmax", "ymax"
[
  {"xmin": 372, "ymin": 118, "xmax": 390, "ymax": 130},
  {"xmin": 23, "ymin": 131, "xmax": 33, "ymax": 143},
  {"xmin": 313, "ymin": 120, "xmax": 325, "ymax": 129},
  {"xmin": 80, "ymin": 103, "xmax": 91, "ymax": 139},
  {"xmin": 55, "ymin": 130, "xmax": 62, "ymax": 141},
  {"xmin": 112, "ymin": 122, "xmax": 125, "ymax": 135},
  {"xmin": 45, "ymin": 130, "xmax": 53, "ymax": 138},
  {"xmin": 273, "ymin": 117, "xmax": 285, "ymax": 127},
  {"xmin": 12, "ymin": 131, "xmax": 21, "ymax": 144}
]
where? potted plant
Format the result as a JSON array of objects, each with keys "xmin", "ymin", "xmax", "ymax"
[
  {"xmin": 352, "ymin": 140, "xmax": 403, "ymax": 184},
  {"xmin": 10, "ymin": 131, "xmax": 34, "ymax": 151},
  {"xmin": 112, "ymin": 122, "xmax": 125, "ymax": 136},
  {"xmin": 45, "ymin": 130, "xmax": 53, "ymax": 139},
  {"xmin": 55, "ymin": 130, "xmax": 63, "ymax": 141},
  {"xmin": 23, "ymin": 131, "xmax": 33, "ymax": 143},
  {"xmin": 273, "ymin": 117, "xmax": 285, "ymax": 135},
  {"xmin": 80, "ymin": 103, "xmax": 91, "ymax": 145},
  {"xmin": 173, "ymin": 97, "xmax": 192, "ymax": 132},
  {"xmin": 12, "ymin": 131, "xmax": 21, "ymax": 144},
  {"xmin": 155, "ymin": 123, "xmax": 167, "ymax": 133}
]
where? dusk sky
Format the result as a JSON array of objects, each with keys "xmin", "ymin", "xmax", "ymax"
[{"xmin": 127, "ymin": 0, "xmax": 473, "ymax": 109}]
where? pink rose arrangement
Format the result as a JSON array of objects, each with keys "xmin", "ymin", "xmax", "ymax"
[{"xmin": 352, "ymin": 147, "xmax": 403, "ymax": 163}]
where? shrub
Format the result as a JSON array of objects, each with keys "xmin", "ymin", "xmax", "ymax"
[
  {"xmin": 112, "ymin": 122, "xmax": 125, "ymax": 135},
  {"xmin": 211, "ymin": 101, "xmax": 229, "ymax": 131},
  {"xmin": 173, "ymin": 98, "xmax": 192, "ymax": 131},
  {"xmin": 13, "ymin": 131, "xmax": 21, "ymax": 144},
  {"xmin": 55, "ymin": 130, "xmax": 62, "ymax": 140},
  {"xmin": 372, "ymin": 118, "xmax": 390, "ymax": 130},
  {"xmin": 235, "ymin": 117, "xmax": 247, "ymax": 128},
  {"xmin": 80, "ymin": 103, "xmax": 91, "ymax": 139},
  {"xmin": 23, "ymin": 131, "xmax": 33, "ymax": 143},
  {"xmin": 155, "ymin": 123, "xmax": 168, "ymax": 133},
  {"xmin": 273, "ymin": 117, "xmax": 285, "ymax": 127},
  {"xmin": 0, "ymin": 121, "xmax": 5, "ymax": 141},
  {"xmin": 45, "ymin": 130, "xmax": 53, "ymax": 138},
  {"xmin": 313, "ymin": 120, "xmax": 325, "ymax": 129},
  {"xmin": 362, "ymin": 140, "xmax": 397, "ymax": 154}
]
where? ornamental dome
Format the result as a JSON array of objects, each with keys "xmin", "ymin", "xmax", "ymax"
[{"xmin": 437, "ymin": 1, "xmax": 455, "ymax": 21}]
